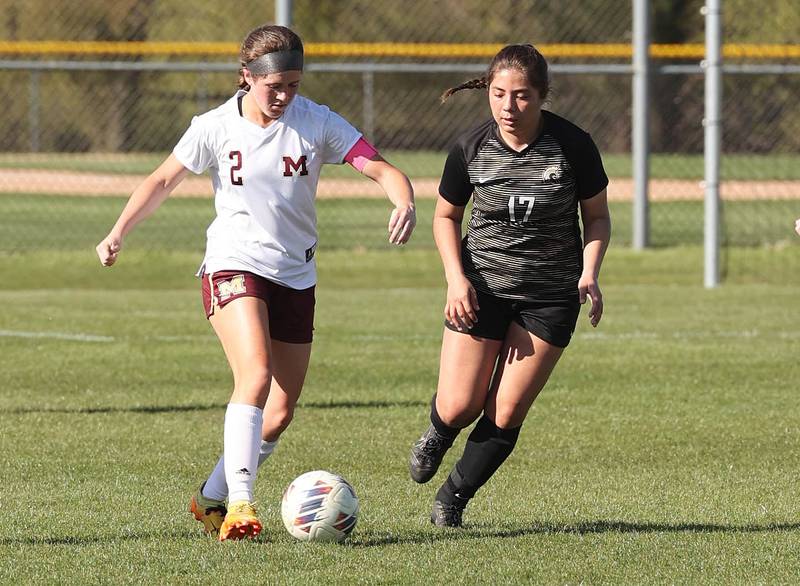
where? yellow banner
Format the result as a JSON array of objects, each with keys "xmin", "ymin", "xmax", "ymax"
[{"xmin": 0, "ymin": 41, "xmax": 798, "ymax": 59}]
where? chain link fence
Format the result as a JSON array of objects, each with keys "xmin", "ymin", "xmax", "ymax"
[{"xmin": 0, "ymin": 0, "xmax": 797, "ymax": 282}]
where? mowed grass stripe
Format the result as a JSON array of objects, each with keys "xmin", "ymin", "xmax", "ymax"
[
  {"xmin": 2, "ymin": 151, "xmax": 800, "ymax": 180},
  {"xmin": 2, "ymin": 194, "xmax": 800, "ymax": 256}
]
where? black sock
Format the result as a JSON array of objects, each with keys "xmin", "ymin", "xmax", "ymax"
[
  {"xmin": 437, "ymin": 414, "xmax": 521, "ymax": 503},
  {"xmin": 429, "ymin": 393, "xmax": 461, "ymax": 440}
]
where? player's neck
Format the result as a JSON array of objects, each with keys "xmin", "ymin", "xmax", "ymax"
[
  {"xmin": 242, "ymin": 93, "xmax": 277, "ymax": 128},
  {"xmin": 498, "ymin": 111, "xmax": 543, "ymax": 152}
]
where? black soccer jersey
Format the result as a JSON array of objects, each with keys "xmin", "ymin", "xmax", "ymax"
[{"xmin": 439, "ymin": 110, "xmax": 608, "ymax": 302}]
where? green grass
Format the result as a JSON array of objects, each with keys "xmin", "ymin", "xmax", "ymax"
[
  {"xmin": 1, "ymin": 245, "xmax": 800, "ymax": 584},
  {"xmin": 2, "ymin": 151, "xmax": 800, "ymax": 180},
  {"xmin": 2, "ymin": 194, "xmax": 799, "ymax": 287}
]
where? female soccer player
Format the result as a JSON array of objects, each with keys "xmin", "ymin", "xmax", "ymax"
[
  {"xmin": 408, "ymin": 44, "xmax": 610, "ymax": 527},
  {"xmin": 96, "ymin": 24, "xmax": 416, "ymax": 541}
]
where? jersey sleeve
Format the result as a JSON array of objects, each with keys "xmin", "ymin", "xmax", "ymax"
[
  {"xmin": 438, "ymin": 143, "xmax": 472, "ymax": 206},
  {"xmin": 321, "ymin": 110, "xmax": 362, "ymax": 164},
  {"xmin": 569, "ymin": 132, "xmax": 609, "ymax": 200},
  {"xmin": 172, "ymin": 116, "xmax": 216, "ymax": 174}
]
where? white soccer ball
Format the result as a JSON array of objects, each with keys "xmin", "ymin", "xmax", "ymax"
[{"xmin": 281, "ymin": 470, "xmax": 359, "ymax": 542}]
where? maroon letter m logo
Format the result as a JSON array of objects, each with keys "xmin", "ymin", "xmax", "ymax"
[{"xmin": 282, "ymin": 155, "xmax": 308, "ymax": 177}]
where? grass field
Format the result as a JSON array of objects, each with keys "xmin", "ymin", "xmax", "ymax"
[
  {"xmin": 3, "ymin": 151, "xmax": 800, "ymax": 180},
  {"xmin": 1, "ymin": 195, "xmax": 800, "ymax": 583},
  {"xmin": 1, "ymin": 193, "xmax": 798, "ymax": 255},
  {"xmin": 2, "ymin": 193, "xmax": 799, "ymax": 286}
]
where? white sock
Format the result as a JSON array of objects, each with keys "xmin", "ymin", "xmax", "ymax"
[
  {"xmin": 223, "ymin": 403, "xmax": 263, "ymax": 504},
  {"xmin": 201, "ymin": 457, "xmax": 228, "ymax": 502},
  {"xmin": 202, "ymin": 439, "xmax": 280, "ymax": 502},
  {"xmin": 258, "ymin": 438, "xmax": 279, "ymax": 466}
]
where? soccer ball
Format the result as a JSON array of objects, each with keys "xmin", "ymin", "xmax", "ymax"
[{"xmin": 281, "ymin": 470, "xmax": 359, "ymax": 542}]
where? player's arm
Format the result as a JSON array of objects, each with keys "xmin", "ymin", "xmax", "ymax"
[
  {"xmin": 578, "ymin": 188, "xmax": 611, "ymax": 327},
  {"xmin": 433, "ymin": 196, "xmax": 478, "ymax": 330},
  {"xmin": 96, "ymin": 154, "xmax": 190, "ymax": 266},
  {"xmin": 345, "ymin": 138, "xmax": 416, "ymax": 245}
]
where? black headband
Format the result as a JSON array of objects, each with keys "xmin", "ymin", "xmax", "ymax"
[{"xmin": 245, "ymin": 50, "xmax": 304, "ymax": 75}]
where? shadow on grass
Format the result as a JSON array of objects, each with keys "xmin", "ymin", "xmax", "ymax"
[
  {"xmin": 5, "ymin": 404, "xmax": 225, "ymax": 415},
  {"xmin": 6, "ymin": 520, "xmax": 798, "ymax": 548},
  {"xmin": 0, "ymin": 530, "xmax": 198, "ymax": 547},
  {"xmin": 350, "ymin": 519, "xmax": 800, "ymax": 547},
  {"xmin": 4, "ymin": 399, "xmax": 427, "ymax": 415},
  {"xmin": 0, "ymin": 528, "xmax": 295, "ymax": 547}
]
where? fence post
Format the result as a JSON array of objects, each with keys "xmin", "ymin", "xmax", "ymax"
[
  {"xmin": 632, "ymin": 0, "xmax": 650, "ymax": 250},
  {"xmin": 29, "ymin": 70, "xmax": 40, "ymax": 152},
  {"xmin": 703, "ymin": 0, "xmax": 722, "ymax": 288},
  {"xmin": 276, "ymin": 0, "xmax": 293, "ymax": 27},
  {"xmin": 362, "ymin": 71, "xmax": 375, "ymax": 141},
  {"xmin": 197, "ymin": 71, "xmax": 208, "ymax": 114}
]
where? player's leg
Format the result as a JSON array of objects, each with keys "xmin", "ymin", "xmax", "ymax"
[
  {"xmin": 259, "ymin": 281, "xmax": 315, "ymax": 443},
  {"xmin": 409, "ymin": 328, "xmax": 503, "ymax": 483},
  {"xmin": 193, "ymin": 279, "xmax": 314, "ymax": 536},
  {"xmin": 432, "ymin": 321, "xmax": 565, "ymax": 527},
  {"xmin": 410, "ymin": 289, "xmax": 509, "ymax": 484},
  {"xmin": 195, "ymin": 341, "xmax": 310, "ymax": 503},
  {"xmin": 208, "ymin": 295, "xmax": 272, "ymax": 540},
  {"xmin": 261, "ymin": 339, "xmax": 312, "ymax": 438}
]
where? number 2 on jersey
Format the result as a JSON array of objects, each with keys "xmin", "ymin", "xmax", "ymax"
[
  {"xmin": 230, "ymin": 151, "xmax": 243, "ymax": 186},
  {"xmin": 508, "ymin": 195, "xmax": 535, "ymax": 223}
]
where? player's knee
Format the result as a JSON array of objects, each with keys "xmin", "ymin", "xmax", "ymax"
[
  {"xmin": 436, "ymin": 396, "xmax": 480, "ymax": 428},
  {"xmin": 233, "ymin": 368, "xmax": 272, "ymax": 404},
  {"xmin": 492, "ymin": 405, "xmax": 527, "ymax": 429},
  {"xmin": 266, "ymin": 406, "xmax": 294, "ymax": 436}
]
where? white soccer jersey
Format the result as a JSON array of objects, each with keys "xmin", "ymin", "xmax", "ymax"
[{"xmin": 173, "ymin": 91, "xmax": 362, "ymax": 289}]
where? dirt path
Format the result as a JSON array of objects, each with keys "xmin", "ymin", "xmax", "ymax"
[{"xmin": 0, "ymin": 168, "xmax": 798, "ymax": 201}]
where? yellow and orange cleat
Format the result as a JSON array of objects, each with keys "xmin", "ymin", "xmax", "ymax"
[
  {"xmin": 218, "ymin": 500, "xmax": 262, "ymax": 541},
  {"xmin": 189, "ymin": 484, "xmax": 227, "ymax": 537}
]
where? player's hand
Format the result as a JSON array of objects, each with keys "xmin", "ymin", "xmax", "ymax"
[
  {"xmin": 96, "ymin": 234, "xmax": 123, "ymax": 267},
  {"xmin": 795, "ymin": 217, "xmax": 800, "ymax": 236},
  {"xmin": 445, "ymin": 275, "xmax": 479, "ymax": 331},
  {"xmin": 388, "ymin": 204, "xmax": 416, "ymax": 245},
  {"xmin": 578, "ymin": 275, "xmax": 603, "ymax": 327}
]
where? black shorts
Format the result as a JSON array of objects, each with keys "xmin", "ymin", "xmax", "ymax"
[
  {"xmin": 445, "ymin": 288, "xmax": 580, "ymax": 348},
  {"xmin": 201, "ymin": 270, "xmax": 315, "ymax": 344}
]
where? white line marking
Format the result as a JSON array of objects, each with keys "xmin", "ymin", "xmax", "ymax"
[
  {"xmin": 0, "ymin": 329, "xmax": 114, "ymax": 343},
  {"xmin": 150, "ymin": 335, "xmax": 215, "ymax": 342}
]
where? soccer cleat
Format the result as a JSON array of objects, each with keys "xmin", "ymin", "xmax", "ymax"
[
  {"xmin": 218, "ymin": 500, "xmax": 262, "ymax": 541},
  {"xmin": 189, "ymin": 483, "xmax": 227, "ymax": 537},
  {"xmin": 409, "ymin": 424, "xmax": 455, "ymax": 484},
  {"xmin": 430, "ymin": 497, "xmax": 468, "ymax": 528}
]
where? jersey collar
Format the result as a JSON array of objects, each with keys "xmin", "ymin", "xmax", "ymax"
[
  {"xmin": 232, "ymin": 89, "xmax": 295, "ymax": 135},
  {"xmin": 492, "ymin": 110, "xmax": 549, "ymax": 156}
]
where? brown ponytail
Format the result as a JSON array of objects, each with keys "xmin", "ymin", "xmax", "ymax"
[
  {"xmin": 440, "ymin": 77, "xmax": 488, "ymax": 103},
  {"xmin": 440, "ymin": 44, "xmax": 549, "ymax": 103}
]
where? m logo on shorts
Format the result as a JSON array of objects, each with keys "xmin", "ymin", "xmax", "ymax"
[
  {"xmin": 283, "ymin": 155, "xmax": 309, "ymax": 177},
  {"xmin": 217, "ymin": 275, "xmax": 246, "ymax": 301}
]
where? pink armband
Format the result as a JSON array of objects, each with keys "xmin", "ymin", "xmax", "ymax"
[{"xmin": 344, "ymin": 137, "xmax": 379, "ymax": 172}]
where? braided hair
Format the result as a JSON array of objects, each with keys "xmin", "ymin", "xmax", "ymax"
[
  {"xmin": 440, "ymin": 77, "xmax": 488, "ymax": 102},
  {"xmin": 441, "ymin": 44, "xmax": 549, "ymax": 103}
]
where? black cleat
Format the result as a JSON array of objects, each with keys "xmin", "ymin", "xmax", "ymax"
[
  {"xmin": 409, "ymin": 425, "xmax": 455, "ymax": 484},
  {"xmin": 430, "ymin": 497, "xmax": 468, "ymax": 528}
]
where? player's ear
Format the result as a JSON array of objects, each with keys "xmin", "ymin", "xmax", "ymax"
[{"xmin": 242, "ymin": 67, "xmax": 255, "ymax": 86}]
